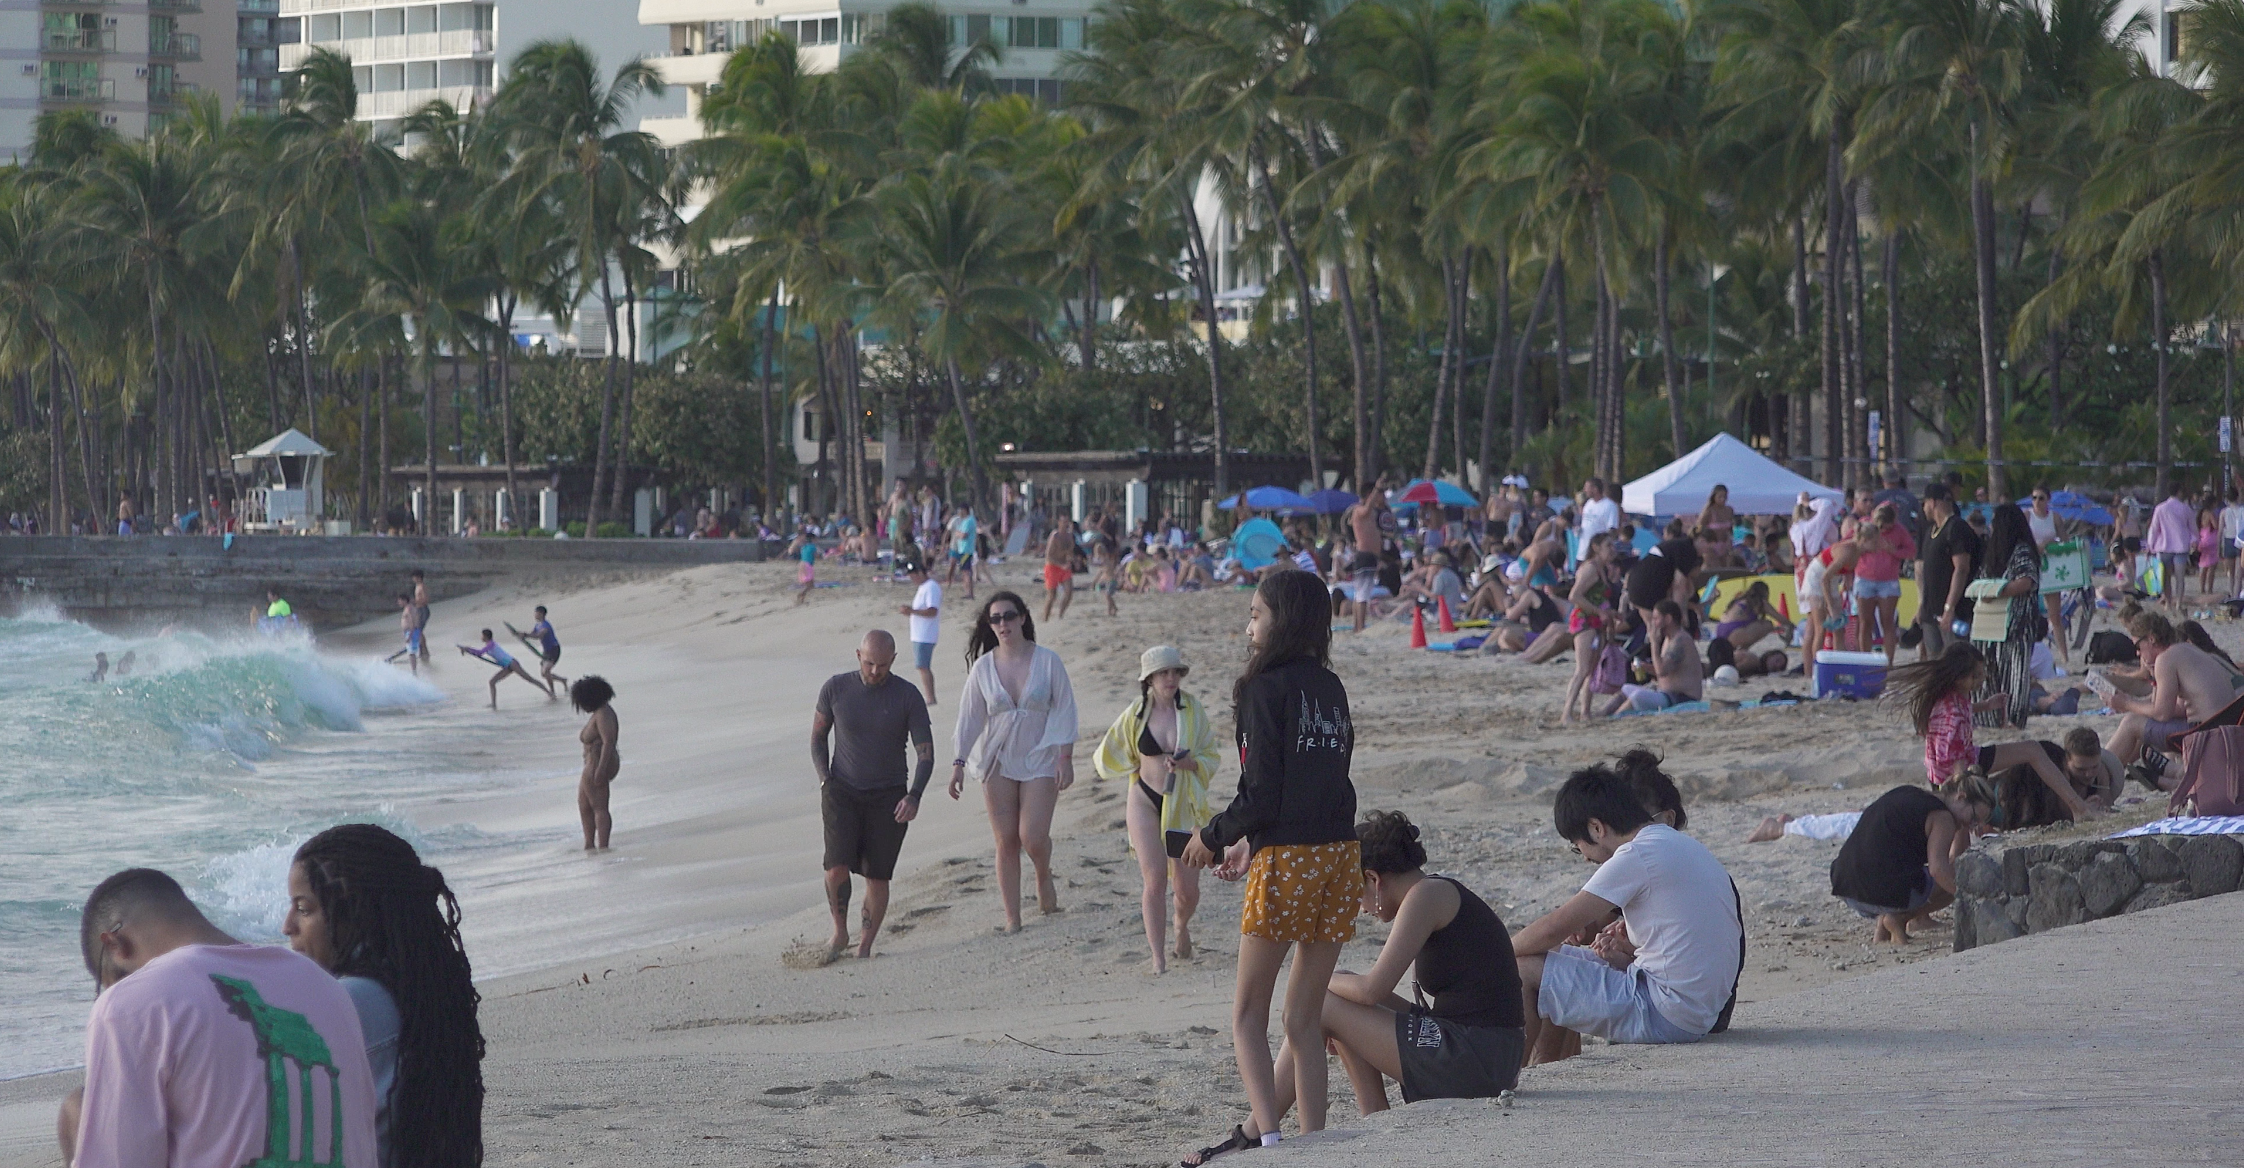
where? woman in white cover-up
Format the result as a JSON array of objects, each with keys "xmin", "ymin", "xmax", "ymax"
[{"xmin": 949, "ymin": 590, "xmax": 1080, "ymax": 932}]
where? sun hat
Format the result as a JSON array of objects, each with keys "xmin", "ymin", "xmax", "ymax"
[{"xmin": 1138, "ymin": 645, "xmax": 1189, "ymax": 681}]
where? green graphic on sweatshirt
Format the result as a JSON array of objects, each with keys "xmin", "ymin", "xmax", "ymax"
[{"xmin": 211, "ymin": 974, "xmax": 346, "ymax": 1166}]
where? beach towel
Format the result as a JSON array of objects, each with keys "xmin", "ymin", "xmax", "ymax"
[
  {"xmin": 1615, "ymin": 700, "xmax": 1711, "ymax": 717},
  {"xmin": 2109, "ymin": 817, "xmax": 2244, "ymax": 838}
]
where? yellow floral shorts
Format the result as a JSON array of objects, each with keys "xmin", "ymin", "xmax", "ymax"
[{"xmin": 1240, "ymin": 840, "xmax": 1362, "ymax": 944}]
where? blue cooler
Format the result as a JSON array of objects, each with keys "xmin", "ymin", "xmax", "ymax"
[{"xmin": 1813, "ymin": 650, "xmax": 1889, "ymax": 699}]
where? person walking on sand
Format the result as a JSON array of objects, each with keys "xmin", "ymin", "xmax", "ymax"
[
  {"xmin": 1042, "ymin": 519, "xmax": 1077, "ymax": 620},
  {"xmin": 792, "ymin": 531, "xmax": 819, "ymax": 605},
  {"xmin": 508, "ymin": 606, "xmax": 567, "ymax": 692},
  {"xmin": 410, "ymin": 571, "xmax": 432, "ymax": 663},
  {"xmin": 948, "ymin": 591, "xmax": 1079, "ymax": 932},
  {"xmin": 899, "ymin": 562, "xmax": 942, "ymax": 706},
  {"xmin": 1092, "ymin": 646, "xmax": 1221, "ymax": 974},
  {"xmin": 458, "ymin": 629, "xmax": 552, "ymax": 708},
  {"xmin": 1179, "ymin": 570, "xmax": 1358, "ymax": 1161},
  {"xmin": 572, "ymin": 676, "xmax": 619, "ymax": 849},
  {"xmin": 2145, "ymin": 482, "xmax": 2195, "ymax": 609},
  {"xmin": 813, "ymin": 630, "xmax": 935, "ymax": 961}
]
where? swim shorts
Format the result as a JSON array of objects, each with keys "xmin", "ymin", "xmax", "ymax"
[
  {"xmin": 1240, "ymin": 840, "xmax": 1360, "ymax": 944},
  {"xmin": 1537, "ymin": 946, "xmax": 1706, "ymax": 1045},
  {"xmin": 543, "ymin": 645, "xmax": 562, "ymax": 666},
  {"xmin": 822, "ymin": 782, "xmax": 911, "ymax": 880},
  {"xmin": 405, "ymin": 628, "xmax": 424, "ymax": 655},
  {"xmin": 1854, "ymin": 578, "xmax": 1903, "ymax": 600},
  {"xmin": 2144, "ymin": 718, "xmax": 2195, "ymax": 754},
  {"xmin": 1394, "ymin": 1011, "xmax": 1524, "ymax": 1104},
  {"xmin": 1043, "ymin": 564, "xmax": 1074, "ymax": 590},
  {"xmin": 913, "ymin": 640, "xmax": 935, "ymax": 670},
  {"xmin": 799, "ymin": 562, "xmax": 816, "ymax": 585}
]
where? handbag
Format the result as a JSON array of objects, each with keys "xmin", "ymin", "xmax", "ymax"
[
  {"xmin": 1592, "ymin": 643, "xmax": 1628, "ymax": 695},
  {"xmin": 2170, "ymin": 724, "xmax": 2244, "ymax": 817}
]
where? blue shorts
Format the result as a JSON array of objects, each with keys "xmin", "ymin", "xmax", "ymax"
[
  {"xmin": 913, "ymin": 640, "xmax": 935, "ymax": 669},
  {"xmin": 1854, "ymin": 578, "xmax": 1903, "ymax": 600},
  {"xmin": 405, "ymin": 628, "xmax": 424, "ymax": 654},
  {"xmin": 1537, "ymin": 946, "xmax": 1706, "ymax": 1045}
]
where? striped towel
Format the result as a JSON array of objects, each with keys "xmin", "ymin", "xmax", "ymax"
[{"xmin": 2109, "ymin": 817, "xmax": 2244, "ymax": 838}]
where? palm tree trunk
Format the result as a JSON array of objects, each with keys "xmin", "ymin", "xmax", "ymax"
[
  {"xmin": 48, "ymin": 357, "xmax": 64, "ymax": 531},
  {"xmin": 1176, "ymin": 192, "xmax": 1229, "ymax": 496},
  {"xmin": 2151, "ymin": 249, "xmax": 2169, "ymax": 499},
  {"xmin": 1333, "ymin": 255, "xmax": 1372, "ymax": 489},
  {"xmin": 1423, "ymin": 254, "xmax": 1456, "ymax": 482},
  {"xmin": 1885, "ymin": 231, "xmax": 1902, "ymax": 473},
  {"xmin": 1511, "ymin": 257, "xmax": 1558, "ymax": 467},
  {"xmin": 1551, "ymin": 253, "xmax": 1570, "ymax": 412},
  {"xmin": 1657, "ymin": 228, "xmax": 1682, "ymax": 462},
  {"xmin": 1822, "ymin": 132, "xmax": 1845, "ymax": 486},
  {"xmin": 358, "ymin": 365, "xmax": 373, "ymax": 531},
  {"xmin": 378, "ymin": 354, "xmax": 392, "ymax": 524},
  {"xmin": 2044, "ymin": 245, "xmax": 2064, "ymax": 432},
  {"xmin": 422, "ymin": 331, "xmax": 438, "ymax": 535},
  {"xmin": 1968, "ymin": 134, "xmax": 2005, "ymax": 497},
  {"xmin": 609, "ymin": 270, "xmax": 641, "ymax": 520},
  {"xmin": 1366, "ymin": 246, "xmax": 1389, "ymax": 479},
  {"xmin": 588, "ymin": 261, "xmax": 622, "ymax": 534},
  {"xmin": 760, "ymin": 285, "xmax": 780, "ymax": 518},
  {"xmin": 945, "ymin": 357, "xmax": 989, "ymax": 514},
  {"xmin": 1080, "ymin": 260, "xmax": 1101, "ymax": 373},
  {"xmin": 1477, "ymin": 243, "xmax": 1512, "ymax": 495},
  {"xmin": 499, "ymin": 293, "xmax": 519, "ymax": 527},
  {"xmin": 1252, "ymin": 149, "xmax": 1321, "ymax": 489},
  {"xmin": 1449, "ymin": 255, "xmax": 1469, "ymax": 483},
  {"xmin": 1848, "ymin": 194, "xmax": 1869, "ymax": 486}
]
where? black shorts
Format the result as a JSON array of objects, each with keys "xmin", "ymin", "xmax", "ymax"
[
  {"xmin": 1394, "ymin": 1011, "xmax": 1524, "ymax": 1104},
  {"xmin": 822, "ymin": 782, "xmax": 910, "ymax": 880},
  {"xmin": 1352, "ymin": 552, "xmax": 1380, "ymax": 574},
  {"xmin": 542, "ymin": 645, "xmax": 562, "ymax": 666}
]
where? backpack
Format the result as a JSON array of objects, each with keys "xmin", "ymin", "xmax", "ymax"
[
  {"xmin": 1592, "ymin": 644, "xmax": 1629, "ymax": 694},
  {"xmin": 2170, "ymin": 693, "xmax": 2244, "ymax": 816},
  {"xmin": 2086, "ymin": 630, "xmax": 2138, "ymax": 665}
]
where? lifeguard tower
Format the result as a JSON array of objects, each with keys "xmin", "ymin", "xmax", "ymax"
[{"xmin": 234, "ymin": 429, "xmax": 333, "ymax": 533}]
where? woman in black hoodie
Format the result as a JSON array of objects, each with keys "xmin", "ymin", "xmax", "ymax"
[{"xmin": 1181, "ymin": 569, "xmax": 1358, "ymax": 1163}]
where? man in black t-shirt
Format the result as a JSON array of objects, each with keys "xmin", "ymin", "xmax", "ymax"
[
  {"xmin": 1625, "ymin": 537, "xmax": 1703, "ymax": 627},
  {"xmin": 1916, "ymin": 484, "xmax": 1982, "ymax": 660},
  {"xmin": 811, "ymin": 629, "xmax": 934, "ymax": 960}
]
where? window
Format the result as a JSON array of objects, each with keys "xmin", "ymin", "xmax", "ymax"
[
  {"xmin": 352, "ymin": 64, "xmax": 373, "ymax": 92},
  {"xmin": 1061, "ymin": 18, "xmax": 1082, "ymax": 48},
  {"xmin": 340, "ymin": 10, "xmax": 371, "ymax": 39},
  {"xmin": 2166, "ymin": 12, "xmax": 2182, "ymax": 64},
  {"xmin": 779, "ymin": 17, "xmax": 840, "ymax": 44},
  {"xmin": 1008, "ymin": 16, "xmax": 1059, "ymax": 47},
  {"xmin": 373, "ymin": 7, "xmax": 404, "ymax": 36},
  {"xmin": 993, "ymin": 77, "xmax": 1062, "ymax": 104},
  {"xmin": 406, "ymin": 59, "xmax": 435, "ymax": 89},
  {"xmin": 948, "ymin": 13, "xmax": 992, "ymax": 44},
  {"xmin": 406, "ymin": 4, "xmax": 436, "ymax": 34},
  {"xmin": 308, "ymin": 14, "xmax": 340, "ymax": 42}
]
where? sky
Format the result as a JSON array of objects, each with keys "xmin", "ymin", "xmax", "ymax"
[{"xmin": 497, "ymin": 0, "xmax": 686, "ymax": 125}]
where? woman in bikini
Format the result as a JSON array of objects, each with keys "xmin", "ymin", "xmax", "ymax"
[
  {"xmin": 1091, "ymin": 646, "xmax": 1221, "ymax": 973},
  {"xmin": 950, "ymin": 591, "xmax": 1080, "ymax": 932},
  {"xmin": 572, "ymin": 676, "xmax": 620, "ymax": 850},
  {"xmin": 1562, "ymin": 532, "xmax": 1622, "ymax": 724}
]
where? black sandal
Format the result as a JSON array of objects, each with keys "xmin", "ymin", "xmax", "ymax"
[{"xmin": 1181, "ymin": 1125, "xmax": 1256, "ymax": 1167}]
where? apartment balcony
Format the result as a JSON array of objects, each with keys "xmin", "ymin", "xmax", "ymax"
[
  {"xmin": 237, "ymin": 0, "xmax": 280, "ymax": 10},
  {"xmin": 649, "ymin": 49, "xmax": 728, "ymax": 88},
  {"xmin": 44, "ymin": 28, "xmax": 117, "ymax": 52},
  {"xmin": 151, "ymin": 32, "xmax": 201, "ymax": 59},
  {"xmin": 149, "ymin": 0, "xmax": 203, "ymax": 12},
  {"xmin": 150, "ymin": 79, "xmax": 201, "ymax": 105},
  {"xmin": 41, "ymin": 77, "xmax": 116, "ymax": 102},
  {"xmin": 278, "ymin": 29, "xmax": 494, "ymax": 70},
  {"xmin": 641, "ymin": 113, "xmax": 703, "ymax": 148},
  {"xmin": 355, "ymin": 83, "xmax": 484, "ymax": 117}
]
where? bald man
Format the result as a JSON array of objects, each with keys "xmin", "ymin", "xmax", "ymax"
[
  {"xmin": 811, "ymin": 630, "xmax": 935, "ymax": 960},
  {"xmin": 65, "ymin": 868, "xmax": 379, "ymax": 1168}
]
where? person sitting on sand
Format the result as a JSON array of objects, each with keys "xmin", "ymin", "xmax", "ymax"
[
  {"xmin": 572, "ymin": 676, "xmax": 620, "ymax": 850},
  {"xmin": 813, "ymin": 631, "xmax": 935, "ymax": 960},
  {"xmin": 1091, "ymin": 646, "xmax": 1220, "ymax": 975},
  {"xmin": 458, "ymin": 630, "xmax": 552, "ymax": 708},
  {"xmin": 1180, "ymin": 571, "xmax": 1359, "ymax": 1156},
  {"xmin": 283, "ymin": 824, "xmax": 485, "ymax": 1168},
  {"xmin": 1827, "ymin": 772, "xmax": 1999, "ymax": 943},
  {"xmin": 1482, "ymin": 582, "xmax": 1568, "ymax": 656},
  {"xmin": 1189, "ymin": 810, "xmax": 1521, "ymax": 1164},
  {"xmin": 1886, "ymin": 644, "xmax": 2093, "ymax": 820},
  {"xmin": 1508, "ymin": 755, "xmax": 1743, "ymax": 1065},
  {"xmin": 1605, "ymin": 600, "xmax": 1702, "ymax": 715},
  {"xmin": 86, "ymin": 651, "xmax": 109, "ymax": 683},
  {"xmin": 2105, "ymin": 609, "xmax": 2241, "ymax": 789},
  {"xmin": 1713, "ymin": 580, "xmax": 1793, "ymax": 652}
]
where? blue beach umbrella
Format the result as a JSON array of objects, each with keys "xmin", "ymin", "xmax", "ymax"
[
  {"xmin": 1218, "ymin": 485, "xmax": 1315, "ymax": 511},
  {"xmin": 2014, "ymin": 491, "xmax": 2114, "ymax": 527},
  {"xmin": 1305, "ymin": 489, "xmax": 1359, "ymax": 515}
]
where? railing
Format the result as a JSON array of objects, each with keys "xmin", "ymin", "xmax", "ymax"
[
  {"xmin": 148, "ymin": 0, "xmax": 202, "ymax": 11},
  {"xmin": 44, "ymin": 28, "xmax": 116, "ymax": 52},
  {"xmin": 237, "ymin": 0, "xmax": 280, "ymax": 9},
  {"xmin": 151, "ymin": 32, "xmax": 200, "ymax": 58},
  {"xmin": 42, "ymin": 77, "xmax": 115, "ymax": 101},
  {"xmin": 150, "ymin": 80, "xmax": 200, "ymax": 103},
  {"xmin": 356, "ymin": 84, "xmax": 484, "ymax": 117},
  {"xmin": 280, "ymin": 29, "xmax": 493, "ymax": 69}
]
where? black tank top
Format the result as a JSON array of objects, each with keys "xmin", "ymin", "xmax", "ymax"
[
  {"xmin": 1412, "ymin": 876, "xmax": 1524, "ymax": 1029},
  {"xmin": 1829, "ymin": 786, "xmax": 1948, "ymax": 908}
]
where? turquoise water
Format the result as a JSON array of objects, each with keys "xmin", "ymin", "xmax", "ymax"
[{"xmin": 0, "ymin": 607, "xmax": 483, "ymax": 1079}]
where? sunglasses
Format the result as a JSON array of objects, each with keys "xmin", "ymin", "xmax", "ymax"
[{"xmin": 989, "ymin": 610, "xmax": 1025, "ymax": 624}]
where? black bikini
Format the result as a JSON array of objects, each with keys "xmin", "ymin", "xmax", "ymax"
[{"xmin": 1136, "ymin": 718, "xmax": 1168, "ymax": 814}]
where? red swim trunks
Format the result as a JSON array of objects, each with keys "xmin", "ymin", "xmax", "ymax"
[{"xmin": 1044, "ymin": 564, "xmax": 1074, "ymax": 590}]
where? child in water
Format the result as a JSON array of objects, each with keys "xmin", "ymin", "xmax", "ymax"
[{"xmin": 459, "ymin": 628, "xmax": 553, "ymax": 708}]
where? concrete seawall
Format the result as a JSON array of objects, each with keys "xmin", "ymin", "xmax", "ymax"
[{"xmin": 0, "ymin": 535, "xmax": 771, "ymax": 630}]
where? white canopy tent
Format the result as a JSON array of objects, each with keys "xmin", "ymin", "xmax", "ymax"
[{"xmin": 1621, "ymin": 432, "xmax": 1842, "ymax": 517}]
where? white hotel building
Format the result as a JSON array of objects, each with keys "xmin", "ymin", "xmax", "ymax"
[{"xmin": 277, "ymin": 0, "xmax": 495, "ymax": 134}]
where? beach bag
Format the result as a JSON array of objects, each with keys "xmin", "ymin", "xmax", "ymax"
[
  {"xmin": 1592, "ymin": 644, "xmax": 1628, "ymax": 694},
  {"xmin": 2170, "ymin": 693, "xmax": 2244, "ymax": 816},
  {"xmin": 2086, "ymin": 631, "xmax": 2138, "ymax": 665}
]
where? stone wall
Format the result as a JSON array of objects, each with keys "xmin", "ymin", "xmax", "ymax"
[
  {"xmin": 0, "ymin": 535, "xmax": 772, "ymax": 631},
  {"xmin": 1953, "ymin": 834, "xmax": 2244, "ymax": 951}
]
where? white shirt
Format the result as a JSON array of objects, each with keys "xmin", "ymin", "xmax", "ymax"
[
  {"xmin": 2027, "ymin": 509, "xmax": 2058, "ymax": 549},
  {"xmin": 953, "ymin": 644, "xmax": 1079, "ymax": 780},
  {"xmin": 2223, "ymin": 504, "xmax": 2244, "ymax": 547},
  {"xmin": 910, "ymin": 579, "xmax": 942, "ymax": 645},
  {"xmin": 1580, "ymin": 824, "xmax": 1743, "ymax": 1035},
  {"xmin": 1580, "ymin": 496, "xmax": 1621, "ymax": 541}
]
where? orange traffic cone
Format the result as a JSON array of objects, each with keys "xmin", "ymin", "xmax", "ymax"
[
  {"xmin": 1410, "ymin": 604, "xmax": 1429, "ymax": 649},
  {"xmin": 1437, "ymin": 596, "xmax": 1457, "ymax": 633}
]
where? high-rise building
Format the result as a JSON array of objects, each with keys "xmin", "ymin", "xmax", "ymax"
[
  {"xmin": 0, "ymin": 0, "xmax": 239, "ymax": 159},
  {"xmin": 237, "ymin": 0, "xmax": 298, "ymax": 115},
  {"xmin": 636, "ymin": 2, "xmax": 1092, "ymax": 147},
  {"xmin": 277, "ymin": 0, "xmax": 496, "ymax": 136}
]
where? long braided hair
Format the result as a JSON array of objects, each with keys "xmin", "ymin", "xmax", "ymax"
[{"xmin": 294, "ymin": 824, "xmax": 484, "ymax": 1167}]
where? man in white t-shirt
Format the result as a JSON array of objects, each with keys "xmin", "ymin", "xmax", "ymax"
[
  {"xmin": 66, "ymin": 868, "xmax": 379, "ymax": 1168},
  {"xmin": 1578, "ymin": 476, "xmax": 1622, "ymax": 543},
  {"xmin": 1508, "ymin": 761, "xmax": 1743, "ymax": 1063},
  {"xmin": 898, "ymin": 560, "xmax": 943, "ymax": 705}
]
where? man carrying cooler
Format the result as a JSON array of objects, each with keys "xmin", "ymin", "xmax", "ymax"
[{"xmin": 811, "ymin": 630, "xmax": 935, "ymax": 961}]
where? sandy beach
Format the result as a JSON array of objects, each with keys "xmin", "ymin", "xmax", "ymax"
[{"xmin": 0, "ymin": 553, "xmax": 2192, "ymax": 1168}]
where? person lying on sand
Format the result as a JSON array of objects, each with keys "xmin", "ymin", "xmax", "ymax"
[
  {"xmin": 1182, "ymin": 811, "xmax": 1523, "ymax": 1165},
  {"xmin": 1509, "ymin": 755, "xmax": 1743, "ymax": 1065},
  {"xmin": 1827, "ymin": 773, "xmax": 1997, "ymax": 943},
  {"xmin": 458, "ymin": 630, "xmax": 553, "ymax": 708}
]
